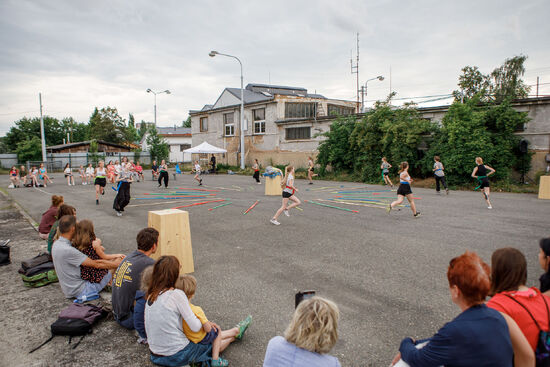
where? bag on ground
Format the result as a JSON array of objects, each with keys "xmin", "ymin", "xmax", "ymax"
[
  {"xmin": 30, "ymin": 303, "xmax": 108, "ymax": 353},
  {"xmin": 19, "ymin": 253, "xmax": 58, "ymax": 288},
  {"xmin": 0, "ymin": 239, "xmax": 10, "ymax": 266}
]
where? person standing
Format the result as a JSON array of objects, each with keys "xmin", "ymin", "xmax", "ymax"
[
  {"xmin": 94, "ymin": 161, "xmax": 107, "ymax": 205},
  {"xmin": 210, "ymin": 154, "xmax": 216, "ymax": 174},
  {"xmin": 252, "ymin": 159, "xmax": 261, "ymax": 184},
  {"xmin": 433, "ymin": 156, "xmax": 449, "ymax": 195},
  {"xmin": 114, "ymin": 163, "xmax": 133, "ymax": 216},
  {"xmin": 387, "ymin": 162, "xmax": 420, "ymax": 217},
  {"xmin": 270, "ymin": 165, "xmax": 301, "ymax": 226},
  {"xmin": 381, "ymin": 157, "xmax": 394, "ymax": 188},
  {"xmin": 307, "ymin": 157, "xmax": 318, "ymax": 185},
  {"xmin": 471, "ymin": 157, "xmax": 496, "ymax": 209},
  {"xmin": 157, "ymin": 160, "xmax": 169, "ymax": 188}
]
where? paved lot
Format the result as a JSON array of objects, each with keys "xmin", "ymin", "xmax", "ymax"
[{"xmin": 3, "ymin": 172, "xmax": 550, "ymax": 366}]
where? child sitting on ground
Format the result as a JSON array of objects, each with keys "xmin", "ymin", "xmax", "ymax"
[
  {"xmin": 72, "ymin": 219, "xmax": 125, "ymax": 286},
  {"xmin": 176, "ymin": 274, "xmax": 252, "ymax": 367},
  {"xmin": 133, "ymin": 265, "xmax": 153, "ymax": 345}
]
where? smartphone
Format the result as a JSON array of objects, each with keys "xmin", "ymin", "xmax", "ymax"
[{"xmin": 295, "ymin": 290, "xmax": 316, "ymax": 308}]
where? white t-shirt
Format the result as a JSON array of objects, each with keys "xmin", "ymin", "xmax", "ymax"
[
  {"xmin": 115, "ymin": 164, "xmax": 122, "ymax": 174},
  {"xmin": 86, "ymin": 167, "xmax": 94, "ymax": 175},
  {"xmin": 145, "ymin": 289, "xmax": 202, "ymax": 356},
  {"xmin": 194, "ymin": 164, "xmax": 201, "ymax": 173},
  {"xmin": 283, "ymin": 173, "xmax": 294, "ymax": 193},
  {"xmin": 64, "ymin": 167, "xmax": 72, "ymax": 175}
]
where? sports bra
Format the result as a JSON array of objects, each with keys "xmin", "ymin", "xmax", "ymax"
[{"xmin": 96, "ymin": 168, "xmax": 106, "ymax": 177}]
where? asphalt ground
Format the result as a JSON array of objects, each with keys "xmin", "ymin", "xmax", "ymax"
[{"xmin": 3, "ymin": 171, "xmax": 550, "ymax": 366}]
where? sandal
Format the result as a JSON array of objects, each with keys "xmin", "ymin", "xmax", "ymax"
[
  {"xmin": 211, "ymin": 358, "xmax": 229, "ymax": 367},
  {"xmin": 235, "ymin": 315, "xmax": 252, "ymax": 340}
]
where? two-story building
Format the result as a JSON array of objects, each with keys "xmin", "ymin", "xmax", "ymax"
[
  {"xmin": 189, "ymin": 83, "xmax": 358, "ymax": 167},
  {"xmin": 141, "ymin": 126, "xmax": 192, "ymax": 163}
]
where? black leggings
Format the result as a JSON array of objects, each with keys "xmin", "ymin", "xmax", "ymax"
[
  {"xmin": 158, "ymin": 171, "xmax": 169, "ymax": 187},
  {"xmin": 253, "ymin": 171, "xmax": 260, "ymax": 183},
  {"xmin": 435, "ymin": 175, "xmax": 448, "ymax": 191},
  {"xmin": 113, "ymin": 182, "xmax": 131, "ymax": 212}
]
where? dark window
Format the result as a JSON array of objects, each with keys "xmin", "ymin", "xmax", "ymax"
[
  {"xmin": 327, "ymin": 104, "xmax": 354, "ymax": 116},
  {"xmin": 285, "ymin": 103, "xmax": 317, "ymax": 119},
  {"xmin": 180, "ymin": 144, "xmax": 191, "ymax": 152},
  {"xmin": 253, "ymin": 108, "xmax": 265, "ymax": 134},
  {"xmin": 224, "ymin": 112, "xmax": 235, "ymax": 136},
  {"xmin": 200, "ymin": 117, "xmax": 208, "ymax": 132},
  {"xmin": 286, "ymin": 127, "xmax": 311, "ymax": 140}
]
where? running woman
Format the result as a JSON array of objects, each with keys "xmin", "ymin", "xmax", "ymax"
[
  {"xmin": 270, "ymin": 165, "xmax": 301, "ymax": 225},
  {"xmin": 193, "ymin": 160, "xmax": 203, "ymax": 186},
  {"xmin": 471, "ymin": 157, "xmax": 495, "ymax": 209},
  {"xmin": 85, "ymin": 163, "xmax": 95, "ymax": 185},
  {"xmin": 158, "ymin": 160, "xmax": 169, "ymax": 188},
  {"xmin": 433, "ymin": 156, "xmax": 449, "ymax": 195},
  {"xmin": 64, "ymin": 163, "xmax": 75, "ymax": 186},
  {"xmin": 381, "ymin": 157, "xmax": 393, "ymax": 188},
  {"xmin": 387, "ymin": 162, "xmax": 420, "ymax": 217},
  {"xmin": 39, "ymin": 163, "xmax": 53, "ymax": 186},
  {"xmin": 307, "ymin": 156, "xmax": 318, "ymax": 185},
  {"xmin": 94, "ymin": 161, "xmax": 107, "ymax": 205},
  {"xmin": 113, "ymin": 162, "xmax": 133, "ymax": 216},
  {"xmin": 252, "ymin": 159, "xmax": 261, "ymax": 184}
]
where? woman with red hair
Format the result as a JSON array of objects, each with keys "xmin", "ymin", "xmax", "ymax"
[{"xmin": 392, "ymin": 251, "xmax": 534, "ymax": 367}]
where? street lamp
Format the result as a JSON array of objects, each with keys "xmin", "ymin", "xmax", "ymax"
[
  {"xmin": 146, "ymin": 89, "xmax": 171, "ymax": 126},
  {"xmin": 209, "ymin": 50, "xmax": 245, "ymax": 170},
  {"xmin": 362, "ymin": 76, "xmax": 384, "ymax": 112}
]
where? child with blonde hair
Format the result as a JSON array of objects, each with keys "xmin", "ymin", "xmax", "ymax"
[
  {"xmin": 270, "ymin": 165, "xmax": 301, "ymax": 225},
  {"xmin": 176, "ymin": 274, "xmax": 252, "ymax": 367}
]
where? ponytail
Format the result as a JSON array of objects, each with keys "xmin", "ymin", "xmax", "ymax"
[
  {"xmin": 281, "ymin": 165, "xmax": 293, "ymax": 188},
  {"xmin": 398, "ymin": 162, "xmax": 408, "ymax": 173}
]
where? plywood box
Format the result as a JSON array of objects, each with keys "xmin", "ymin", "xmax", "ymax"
[
  {"xmin": 265, "ymin": 175, "xmax": 283, "ymax": 196},
  {"xmin": 148, "ymin": 209, "xmax": 194, "ymax": 273},
  {"xmin": 539, "ymin": 176, "xmax": 550, "ymax": 200}
]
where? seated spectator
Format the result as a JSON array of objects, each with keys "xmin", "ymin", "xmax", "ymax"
[
  {"xmin": 29, "ymin": 166, "xmax": 39, "ymax": 187},
  {"xmin": 112, "ymin": 228, "xmax": 158, "ymax": 332},
  {"xmin": 392, "ymin": 251, "xmax": 533, "ymax": 367},
  {"xmin": 19, "ymin": 165, "xmax": 28, "ymax": 186},
  {"xmin": 9, "ymin": 166, "xmax": 19, "ymax": 188},
  {"xmin": 72, "ymin": 219, "xmax": 124, "ymax": 285},
  {"xmin": 145, "ymin": 256, "xmax": 211, "ymax": 366},
  {"xmin": 38, "ymin": 195, "xmax": 64, "ymax": 240},
  {"xmin": 135, "ymin": 161, "xmax": 144, "ymax": 182},
  {"xmin": 488, "ymin": 247, "xmax": 550, "ymax": 354},
  {"xmin": 151, "ymin": 160, "xmax": 159, "ymax": 180},
  {"xmin": 176, "ymin": 274, "xmax": 251, "ymax": 366},
  {"xmin": 51, "ymin": 215, "xmax": 122, "ymax": 299},
  {"xmin": 263, "ymin": 297, "xmax": 341, "ymax": 367},
  {"xmin": 85, "ymin": 163, "xmax": 95, "ymax": 185},
  {"xmin": 538, "ymin": 238, "xmax": 550, "ymax": 295},
  {"xmin": 38, "ymin": 163, "xmax": 53, "ymax": 186},
  {"xmin": 133, "ymin": 266, "xmax": 154, "ymax": 344},
  {"xmin": 64, "ymin": 163, "xmax": 75, "ymax": 186},
  {"xmin": 47, "ymin": 204, "xmax": 76, "ymax": 253}
]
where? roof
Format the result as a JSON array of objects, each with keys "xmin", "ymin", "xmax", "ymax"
[
  {"xmin": 201, "ymin": 104, "xmax": 213, "ymax": 111},
  {"xmin": 46, "ymin": 140, "xmax": 130, "ymax": 151},
  {"xmin": 226, "ymin": 88, "xmax": 274, "ymax": 104},
  {"xmin": 156, "ymin": 127, "xmax": 192, "ymax": 136}
]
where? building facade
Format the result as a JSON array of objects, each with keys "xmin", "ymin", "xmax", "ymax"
[
  {"xmin": 190, "ymin": 83, "xmax": 358, "ymax": 167},
  {"xmin": 141, "ymin": 126, "xmax": 192, "ymax": 163}
]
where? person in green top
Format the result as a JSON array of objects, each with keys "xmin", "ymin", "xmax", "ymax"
[{"xmin": 47, "ymin": 204, "xmax": 76, "ymax": 253}]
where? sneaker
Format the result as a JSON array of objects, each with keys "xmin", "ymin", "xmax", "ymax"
[
  {"xmin": 309, "ymin": 182, "xmax": 313, "ymax": 185},
  {"xmin": 235, "ymin": 315, "xmax": 252, "ymax": 340},
  {"xmin": 270, "ymin": 219, "xmax": 280, "ymax": 226},
  {"xmin": 436, "ymin": 191, "xmax": 441, "ymax": 195},
  {"xmin": 284, "ymin": 210, "xmax": 290, "ymax": 217},
  {"xmin": 414, "ymin": 212, "xmax": 421, "ymax": 218},
  {"xmin": 96, "ymin": 199, "xmax": 99, "ymax": 205},
  {"xmin": 257, "ymin": 182, "xmax": 262, "ymax": 185},
  {"xmin": 137, "ymin": 337, "xmax": 148, "ymax": 345},
  {"xmin": 488, "ymin": 206, "xmax": 493, "ymax": 209},
  {"xmin": 158, "ymin": 184, "xmax": 161, "ymax": 187},
  {"xmin": 211, "ymin": 358, "xmax": 229, "ymax": 367},
  {"xmin": 386, "ymin": 204, "xmax": 392, "ymax": 213},
  {"xmin": 116, "ymin": 211, "xmax": 122, "ymax": 217}
]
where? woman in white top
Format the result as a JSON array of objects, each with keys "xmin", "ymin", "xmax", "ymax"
[
  {"xmin": 94, "ymin": 161, "xmax": 107, "ymax": 205},
  {"xmin": 114, "ymin": 160, "xmax": 122, "ymax": 175},
  {"xmin": 63, "ymin": 163, "xmax": 75, "ymax": 186},
  {"xmin": 85, "ymin": 163, "xmax": 95, "ymax": 185},
  {"xmin": 145, "ymin": 256, "xmax": 217, "ymax": 366},
  {"xmin": 193, "ymin": 160, "xmax": 203, "ymax": 186},
  {"xmin": 388, "ymin": 162, "xmax": 420, "ymax": 217},
  {"xmin": 271, "ymin": 165, "xmax": 301, "ymax": 225}
]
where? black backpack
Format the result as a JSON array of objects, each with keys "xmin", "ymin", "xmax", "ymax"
[
  {"xmin": 0, "ymin": 239, "xmax": 10, "ymax": 266},
  {"xmin": 30, "ymin": 303, "xmax": 107, "ymax": 353},
  {"xmin": 505, "ymin": 294, "xmax": 550, "ymax": 367}
]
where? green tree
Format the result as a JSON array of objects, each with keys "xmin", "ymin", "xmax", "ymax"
[
  {"xmin": 317, "ymin": 116, "xmax": 357, "ymax": 174},
  {"xmin": 138, "ymin": 120, "xmax": 148, "ymax": 139},
  {"xmin": 89, "ymin": 107, "xmax": 127, "ymax": 143},
  {"xmin": 15, "ymin": 137, "xmax": 42, "ymax": 162},
  {"xmin": 124, "ymin": 113, "xmax": 139, "ymax": 143},
  {"xmin": 5, "ymin": 116, "xmax": 63, "ymax": 150},
  {"xmin": 146, "ymin": 127, "xmax": 169, "ymax": 162},
  {"xmin": 453, "ymin": 66, "xmax": 490, "ymax": 101},
  {"xmin": 182, "ymin": 116, "xmax": 191, "ymax": 128}
]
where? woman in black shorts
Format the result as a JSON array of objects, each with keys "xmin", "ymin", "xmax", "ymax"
[
  {"xmin": 471, "ymin": 157, "xmax": 495, "ymax": 209},
  {"xmin": 387, "ymin": 162, "xmax": 420, "ymax": 217},
  {"xmin": 270, "ymin": 165, "xmax": 301, "ymax": 225},
  {"xmin": 94, "ymin": 161, "xmax": 107, "ymax": 205}
]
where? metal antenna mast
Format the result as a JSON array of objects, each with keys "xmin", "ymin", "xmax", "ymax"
[{"xmin": 350, "ymin": 33, "xmax": 359, "ymax": 112}]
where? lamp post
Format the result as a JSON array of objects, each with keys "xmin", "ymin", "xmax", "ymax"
[
  {"xmin": 362, "ymin": 76, "xmax": 384, "ymax": 112},
  {"xmin": 209, "ymin": 50, "xmax": 245, "ymax": 170},
  {"xmin": 146, "ymin": 89, "xmax": 171, "ymax": 126}
]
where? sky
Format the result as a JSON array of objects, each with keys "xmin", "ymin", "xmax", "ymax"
[{"xmin": 1, "ymin": 0, "xmax": 549, "ymax": 136}]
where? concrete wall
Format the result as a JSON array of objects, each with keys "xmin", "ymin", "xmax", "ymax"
[{"xmin": 0, "ymin": 154, "xmax": 18, "ymax": 169}]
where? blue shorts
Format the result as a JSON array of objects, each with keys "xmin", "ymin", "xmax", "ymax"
[
  {"xmin": 150, "ymin": 342, "xmax": 212, "ymax": 366},
  {"xmin": 199, "ymin": 329, "xmax": 218, "ymax": 345}
]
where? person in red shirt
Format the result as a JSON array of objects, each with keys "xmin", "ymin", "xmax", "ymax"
[
  {"xmin": 38, "ymin": 195, "xmax": 64, "ymax": 239},
  {"xmin": 487, "ymin": 247, "xmax": 550, "ymax": 352},
  {"xmin": 9, "ymin": 166, "xmax": 20, "ymax": 188}
]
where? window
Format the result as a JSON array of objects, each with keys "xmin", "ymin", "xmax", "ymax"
[
  {"xmin": 224, "ymin": 112, "xmax": 235, "ymax": 136},
  {"xmin": 286, "ymin": 127, "xmax": 311, "ymax": 140},
  {"xmin": 285, "ymin": 103, "xmax": 317, "ymax": 119},
  {"xmin": 180, "ymin": 144, "xmax": 191, "ymax": 152},
  {"xmin": 253, "ymin": 108, "xmax": 265, "ymax": 134},
  {"xmin": 200, "ymin": 117, "xmax": 208, "ymax": 132},
  {"xmin": 327, "ymin": 104, "xmax": 355, "ymax": 116}
]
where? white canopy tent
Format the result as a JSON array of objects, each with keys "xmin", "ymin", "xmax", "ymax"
[{"xmin": 183, "ymin": 141, "xmax": 227, "ymax": 154}]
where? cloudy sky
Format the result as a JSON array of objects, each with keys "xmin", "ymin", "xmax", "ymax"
[{"xmin": 1, "ymin": 0, "xmax": 549, "ymax": 135}]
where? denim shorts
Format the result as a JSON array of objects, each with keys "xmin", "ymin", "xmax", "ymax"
[
  {"xmin": 150, "ymin": 342, "xmax": 212, "ymax": 366},
  {"xmin": 199, "ymin": 329, "xmax": 218, "ymax": 345}
]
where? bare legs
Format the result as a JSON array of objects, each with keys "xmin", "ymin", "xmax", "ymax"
[
  {"xmin": 483, "ymin": 187, "xmax": 492, "ymax": 208},
  {"xmin": 390, "ymin": 194, "xmax": 417, "ymax": 215},
  {"xmin": 308, "ymin": 170, "xmax": 318, "ymax": 183},
  {"xmin": 273, "ymin": 196, "xmax": 301, "ymax": 221},
  {"xmin": 211, "ymin": 327, "xmax": 239, "ymax": 360},
  {"xmin": 383, "ymin": 174, "xmax": 394, "ymax": 187},
  {"xmin": 95, "ymin": 184, "xmax": 103, "ymax": 201}
]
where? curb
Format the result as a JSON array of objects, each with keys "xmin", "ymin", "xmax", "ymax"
[{"xmin": 0, "ymin": 188, "xmax": 39, "ymax": 231}]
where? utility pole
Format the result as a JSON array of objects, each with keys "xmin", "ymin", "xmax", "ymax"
[
  {"xmin": 536, "ymin": 76, "xmax": 540, "ymax": 98},
  {"xmin": 39, "ymin": 93, "xmax": 47, "ymax": 163},
  {"xmin": 350, "ymin": 33, "xmax": 359, "ymax": 112},
  {"xmin": 360, "ymin": 85, "xmax": 365, "ymax": 113}
]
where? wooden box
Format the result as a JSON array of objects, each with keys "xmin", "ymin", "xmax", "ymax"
[
  {"xmin": 148, "ymin": 209, "xmax": 194, "ymax": 273},
  {"xmin": 539, "ymin": 175, "xmax": 550, "ymax": 200}
]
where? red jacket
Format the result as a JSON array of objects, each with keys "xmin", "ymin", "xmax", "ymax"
[{"xmin": 38, "ymin": 206, "xmax": 58, "ymax": 234}]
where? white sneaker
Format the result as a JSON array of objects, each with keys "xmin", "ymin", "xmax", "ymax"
[
  {"xmin": 284, "ymin": 210, "xmax": 290, "ymax": 217},
  {"xmin": 116, "ymin": 211, "xmax": 122, "ymax": 217},
  {"xmin": 270, "ymin": 219, "xmax": 280, "ymax": 225},
  {"xmin": 488, "ymin": 206, "xmax": 493, "ymax": 209},
  {"xmin": 83, "ymin": 182, "xmax": 87, "ymax": 185}
]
